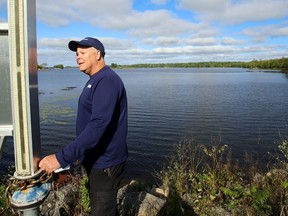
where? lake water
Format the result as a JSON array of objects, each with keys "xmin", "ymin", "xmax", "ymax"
[{"xmin": 1, "ymin": 68, "xmax": 288, "ymax": 181}]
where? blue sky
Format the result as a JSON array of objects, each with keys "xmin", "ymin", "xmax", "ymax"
[{"xmin": 0, "ymin": 0, "xmax": 288, "ymax": 67}]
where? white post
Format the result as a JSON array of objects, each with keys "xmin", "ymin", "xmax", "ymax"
[
  {"xmin": 8, "ymin": 0, "xmax": 41, "ymax": 177},
  {"xmin": 6, "ymin": 0, "xmax": 50, "ymax": 214}
]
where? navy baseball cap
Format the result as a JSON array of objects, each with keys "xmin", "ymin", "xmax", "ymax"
[{"xmin": 68, "ymin": 37, "xmax": 105, "ymax": 57}]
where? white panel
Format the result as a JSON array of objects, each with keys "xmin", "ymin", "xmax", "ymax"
[{"xmin": 8, "ymin": 0, "xmax": 41, "ymax": 177}]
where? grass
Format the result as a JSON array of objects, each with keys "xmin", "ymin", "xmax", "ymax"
[
  {"xmin": 0, "ymin": 166, "xmax": 20, "ymax": 216},
  {"xmin": 1, "ymin": 137, "xmax": 288, "ymax": 215},
  {"xmin": 156, "ymin": 137, "xmax": 288, "ymax": 216},
  {"xmin": 0, "ymin": 184, "xmax": 7, "ymax": 215}
]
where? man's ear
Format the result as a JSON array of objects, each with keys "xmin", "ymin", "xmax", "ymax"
[{"xmin": 96, "ymin": 50, "xmax": 102, "ymax": 60}]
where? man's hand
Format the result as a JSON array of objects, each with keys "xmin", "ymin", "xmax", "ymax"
[{"xmin": 39, "ymin": 154, "xmax": 61, "ymax": 174}]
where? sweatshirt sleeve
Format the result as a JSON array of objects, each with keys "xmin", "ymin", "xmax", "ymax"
[{"xmin": 56, "ymin": 76, "xmax": 119, "ymax": 167}]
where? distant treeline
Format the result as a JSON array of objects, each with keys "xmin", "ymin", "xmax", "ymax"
[
  {"xmin": 38, "ymin": 63, "xmax": 64, "ymax": 70},
  {"xmin": 112, "ymin": 57, "xmax": 288, "ymax": 71},
  {"xmin": 39, "ymin": 57, "xmax": 288, "ymax": 72}
]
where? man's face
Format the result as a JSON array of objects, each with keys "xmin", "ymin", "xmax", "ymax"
[{"xmin": 76, "ymin": 46, "xmax": 100, "ymax": 76}]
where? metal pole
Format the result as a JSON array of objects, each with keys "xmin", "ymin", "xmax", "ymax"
[
  {"xmin": 6, "ymin": 0, "xmax": 50, "ymax": 214},
  {"xmin": 8, "ymin": 0, "xmax": 41, "ymax": 177},
  {"xmin": 23, "ymin": 207, "xmax": 39, "ymax": 216}
]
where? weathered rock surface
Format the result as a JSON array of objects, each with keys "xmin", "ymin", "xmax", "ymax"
[
  {"xmin": 40, "ymin": 179, "xmax": 167, "ymax": 216},
  {"xmin": 117, "ymin": 180, "xmax": 167, "ymax": 216},
  {"xmin": 40, "ymin": 184, "xmax": 80, "ymax": 216}
]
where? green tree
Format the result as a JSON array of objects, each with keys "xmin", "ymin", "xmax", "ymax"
[
  {"xmin": 54, "ymin": 64, "xmax": 64, "ymax": 69},
  {"xmin": 111, "ymin": 63, "xmax": 118, "ymax": 68}
]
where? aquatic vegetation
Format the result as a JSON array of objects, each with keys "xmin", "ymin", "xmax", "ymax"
[{"xmin": 40, "ymin": 103, "xmax": 76, "ymax": 125}]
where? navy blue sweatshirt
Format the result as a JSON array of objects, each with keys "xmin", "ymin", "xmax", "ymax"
[{"xmin": 56, "ymin": 66, "xmax": 128, "ymax": 171}]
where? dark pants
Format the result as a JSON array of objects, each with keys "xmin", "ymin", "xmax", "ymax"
[{"xmin": 87, "ymin": 162, "xmax": 125, "ymax": 216}]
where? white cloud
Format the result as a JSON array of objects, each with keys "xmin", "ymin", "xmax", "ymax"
[
  {"xmin": 37, "ymin": 0, "xmax": 205, "ymax": 37},
  {"xmin": 36, "ymin": 0, "xmax": 201, "ymax": 40},
  {"xmin": 109, "ymin": 10, "xmax": 197, "ymax": 38},
  {"xmin": 38, "ymin": 37, "xmax": 70, "ymax": 50},
  {"xmin": 36, "ymin": 1, "xmax": 78, "ymax": 27},
  {"xmin": 178, "ymin": 0, "xmax": 288, "ymax": 25},
  {"xmin": 1, "ymin": 0, "xmax": 287, "ymax": 66},
  {"xmin": 221, "ymin": 37, "xmax": 246, "ymax": 45},
  {"xmin": 186, "ymin": 37, "xmax": 217, "ymax": 46},
  {"xmin": 37, "ymin": 37, "xmax": 75, "ymax": 66},
  {"xmin": 144, "ymin": 36, "xmax": 180, "ymax": 47},
  {"xmin": 36, "ymin": 0, "xmax": 132, "ymax": 27},
  {"xmin": 242, "ymin": 21, "xmax": 288, "ymax": 42},
  {"xmin": 143, "ymin": 36, "xmax": 218, "ymax": 48},
  {"xmin": 192, "ymin": 23, "xmax": 219, "ymax": 38},
  {"xmin": 37, "ymin": 36, "xmax": 138, "ymax": 66},
  {"xmin": 178, "ymin": 0, "xmax": 230, "ymax": 12}
]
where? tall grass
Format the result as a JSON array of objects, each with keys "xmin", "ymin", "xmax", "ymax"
[{"xmin": 156, "ymin": 137, "xmax": 288, "ymax": 216}]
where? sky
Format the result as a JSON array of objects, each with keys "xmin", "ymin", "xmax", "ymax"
[{"xmin": 0, "ymin": 0, "xmax": 288, "ymax": 67}]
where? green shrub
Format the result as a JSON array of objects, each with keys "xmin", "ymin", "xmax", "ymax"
[
  {"xmin": 0, "ymin": 184, "xmax": 6, "ymax": 214},
  {"xmin": 156, "ymin": 137, "xmax": 288, "ymax": 216},
  {"xmin": 80, "ymin": 172, "xmax": 90, "ymax": 214},
  {"xmin": 278, "ymin": 139, "xmax": 288, "ymax": 169}
]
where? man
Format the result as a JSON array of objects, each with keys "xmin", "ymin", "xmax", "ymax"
[{"xmin": 39, "ymin": 37, "xmax": 128, "ymax": 216}]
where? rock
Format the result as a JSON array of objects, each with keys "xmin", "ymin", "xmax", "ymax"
[
  {"xmin": 137, "ymin": 192, "xmax": 166, "ymax": 216},
  {"xmin": 40, "ymin": 184, "xmax": 80, "ymax": 216},
  {"xmin": 117, "ymin": 180, "xmax": 166, "ymax": 216},
  {"xmin": 117, "ymin": 180, "xmax": 143, "ymax": 216},
  {"xmin": 39, "ymin": 178, "xmax": 167, "ymax": 216},
  {"xmin": 150, "ymin": 186, "xmax": 169, "ymax": 198}
]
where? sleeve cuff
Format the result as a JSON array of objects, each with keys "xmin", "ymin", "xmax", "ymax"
[{"xmin": 55, "ymin": 151, "xmax": 69, "ymax": 168}]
